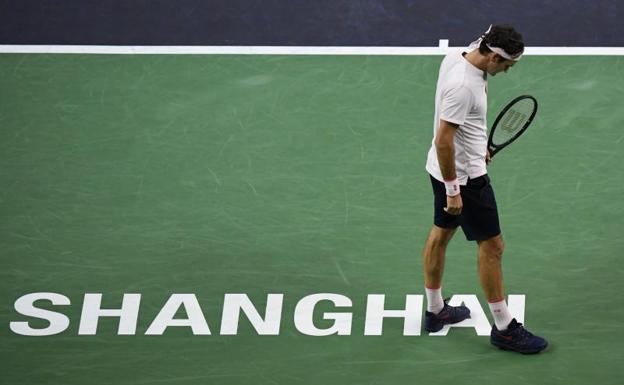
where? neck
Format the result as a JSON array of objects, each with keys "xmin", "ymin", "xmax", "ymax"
[{"xmin": 464, "ymin": 50, "xmax": 488, "ymax": 72}]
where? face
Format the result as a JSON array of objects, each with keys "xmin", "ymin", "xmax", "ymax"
[{"xmin": 486, "ymin": 54, "xmax": 516, "ymax": 76}]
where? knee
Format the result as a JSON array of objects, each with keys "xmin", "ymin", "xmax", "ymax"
[
  {"xmin": 429, "ymin": 234, "xmax": 448, "ymax": 248},
  {"xmin": 427, "ymin": 226, "xmax": 455, "ymax": 247},
  {"xmin": 425, "ymin": 232, "xmax": 452, "ymax": 253},
  {"xmin": 492, "ymin": 238, "xmax": 505, "ymax": 256},
  {"xmin": 480, "ymin": 237, "xmax": 505, "ymax": 261}
]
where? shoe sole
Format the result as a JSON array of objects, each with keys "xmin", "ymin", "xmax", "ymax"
[
  {"xmin": 491, "ymin": 340, "xmax": 548, "ymax": 354},
  {"xmin": 424, "ymin": 313, "xmax": 471, "ymax": 333},
  {"xmin": 424, "ymin": 324, "xmax": 443, "ymax": 333}
]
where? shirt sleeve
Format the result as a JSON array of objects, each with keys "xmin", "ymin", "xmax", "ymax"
[{"xmin": 439, "ymin": 86, "xmax": 473, "ymax": 126}]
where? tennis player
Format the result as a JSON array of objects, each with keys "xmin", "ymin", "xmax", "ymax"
[{"xmin": 422, "ymin": 25, "xmax": 548, "ymax": 354}]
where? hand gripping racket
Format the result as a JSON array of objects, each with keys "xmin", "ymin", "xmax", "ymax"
[{"xmin": 488, "ymin": 95, "xmax": 538, "ymax": 158}]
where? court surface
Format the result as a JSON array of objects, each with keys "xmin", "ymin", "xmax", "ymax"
[{"xmin": 1, "ymin": 54, "xmax": 623, "ymax": 385}]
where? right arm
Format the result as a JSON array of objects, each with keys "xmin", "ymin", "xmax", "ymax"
[
  {"xmin": 435, "ymin": 119, "xmax": 463, "ymax": 215},
  {"xmin": 436, "ymin": 84, "xmax": 473, "ymax": 216}
]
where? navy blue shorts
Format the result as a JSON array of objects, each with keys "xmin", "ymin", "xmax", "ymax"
[{"xmin": 430, "ymin": 174, "xmax": 501, "ymax": 241}]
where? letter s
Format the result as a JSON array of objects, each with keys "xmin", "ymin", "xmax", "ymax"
[{"xmin": 10, "ymin": 293, "xmax": 70, "ymax": 336}]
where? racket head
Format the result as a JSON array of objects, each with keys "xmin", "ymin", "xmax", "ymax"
[{"xmin": 488, "ymin": 95, "xmax": 538, "ymax": 157}]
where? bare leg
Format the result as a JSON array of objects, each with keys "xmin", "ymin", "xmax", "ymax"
[
  {"xmin": 422, "ymin": 225, "xmax": 457, "ymax": 288},
  {"xmin": 480, "ymin": 236, "xmax": 548, "ymax": 352},
  {"xmin": 477, "ymin": 234, "xmax": 505, "ymax": 302},
  {"xmin": 422, "ymin": 225, "xmax": 471, "ymax": 331}
]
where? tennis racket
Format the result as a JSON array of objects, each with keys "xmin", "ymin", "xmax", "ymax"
[{"xmin": 488, "ymin": 95, "xmax": 538, "ymax": 158}]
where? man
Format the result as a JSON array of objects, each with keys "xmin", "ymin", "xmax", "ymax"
[{"xmin": 422, "ymin": 25, "xmax": 548, "ymax": 354}]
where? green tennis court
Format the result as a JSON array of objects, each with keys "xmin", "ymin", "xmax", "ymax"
[{"xmin": 1, "ymin": 54, "xmax": 623, "ymax": 384}]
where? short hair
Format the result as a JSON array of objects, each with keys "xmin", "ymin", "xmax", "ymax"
[{"xmin": 478, "ymin": 25, "xmax": 524, "ymax": 59}]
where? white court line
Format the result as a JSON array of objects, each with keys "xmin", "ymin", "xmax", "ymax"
[{"xmin": 1, "ymin": 43, "xmax": 623, "ymax": 55}]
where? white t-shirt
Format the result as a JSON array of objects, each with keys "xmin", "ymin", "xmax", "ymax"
[{"xmin": 425, "ymin": 50, "xmax": 488, "ymax": 185}]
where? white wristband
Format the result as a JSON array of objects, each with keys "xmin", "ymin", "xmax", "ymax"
[{"xmin": 444, "ymin": 178, "xmax": 460, "ymax": 197}]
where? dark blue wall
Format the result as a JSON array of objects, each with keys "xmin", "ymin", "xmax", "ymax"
[{"xmin": 1, "ymin": 0, "xmax": 622, "ymax": 46}]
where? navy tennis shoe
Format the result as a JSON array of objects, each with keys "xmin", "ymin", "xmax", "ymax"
[
  {"xmin": 424, "ymin": 299, "xmax": 471, "ymax": 333},
  {"xmin": 490, "ymin": 318, "xmax": 548, "ymax": 354}
]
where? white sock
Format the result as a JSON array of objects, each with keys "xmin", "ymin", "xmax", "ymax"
[
  {"xmin": 488, "ymin": 300, "xmax": 513, "ymax": 331},
  {"xmin": 425, "ymin": 286, "xmax": 444, "ymax": 314}
]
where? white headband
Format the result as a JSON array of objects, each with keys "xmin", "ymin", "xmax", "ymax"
[{"xmin": 468, "ymin": 25, "xmax": 523, "ymax": 61}]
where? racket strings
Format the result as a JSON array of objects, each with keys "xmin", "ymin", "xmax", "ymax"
[
  {"xmin": 501, "ymin": 109, "xmax": 527, "ymax": 133},
  {"xmin": 491, "ymin": 99, "xmax": 534, "ymax": 145}
]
